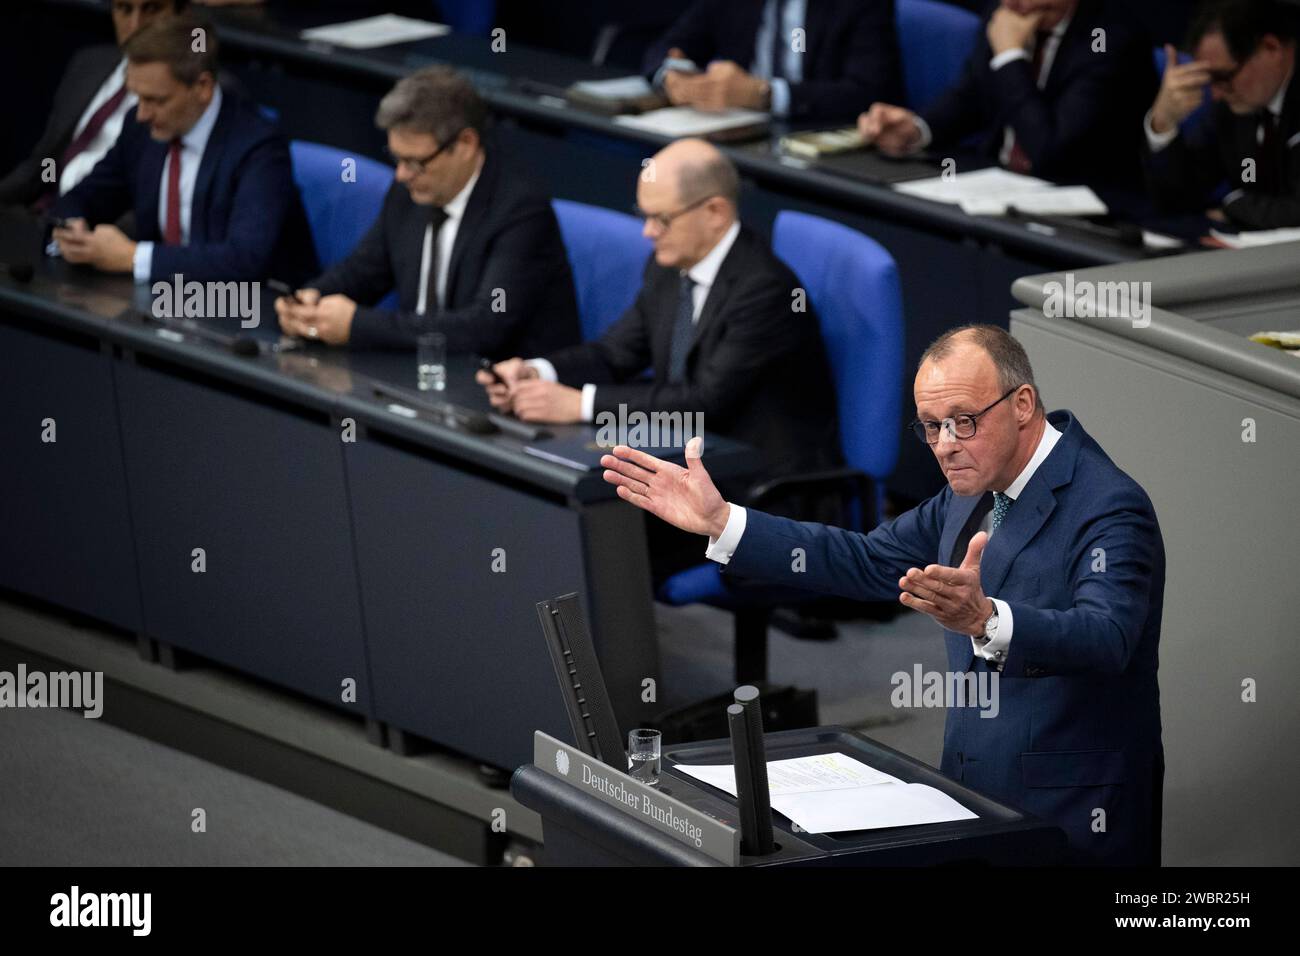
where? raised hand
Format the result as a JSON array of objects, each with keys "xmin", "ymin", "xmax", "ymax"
[
  {"xmin": 600, "ymin": 437, "xmax": 731, "ymax": 538},
  {"xmin": 1151, "ymin": 44, "xmax": 1210, "ymax": 134},
  {"xmin": 898, "ymin": 531, "xmax": 993, "ymax": 635}
]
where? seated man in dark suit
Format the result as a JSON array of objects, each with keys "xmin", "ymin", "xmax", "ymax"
[
  {"xmin": 858, "ymin": 0, "xmax": 1157, "ymax": 188},
  {"xmin": 0, "ymin": 0, "xmax": 186, "ymax": 211},
  {"xmin": 1144, "ymin": 0, "xmax": 1299, "ymax": 229},
  {"xmin": 50, "ymin": 14, "xmax": 316, "ymax": 284},
  {"xmin": 602, "ymin": 326, "xmax": 1166, "ymax": 865},
  {"xmin": 276, "ymin": 66, "xmax": 580, "ymax": 356},
  {"xmin": 642, "ymin": 0, "xmax": 902, "ymax": 122},
  {"xmin": 478, "ymin": 139, "xmax": 841, "ymax": 576}
]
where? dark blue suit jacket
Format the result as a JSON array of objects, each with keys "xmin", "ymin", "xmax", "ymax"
[
  {"xmin": 923, "ymin": 0, "xmax": 1157, "ymax": 188},
  {"xmin": 642, "ymin": 0, "xmax": 902, "ymax": 122},
  {"xmin": 724, "ymin": 411, "xmax": 1165, "ymax": 865},
  {"xmin": 54, "ymin": 89, "xmax": 316, "ymax": 285}
]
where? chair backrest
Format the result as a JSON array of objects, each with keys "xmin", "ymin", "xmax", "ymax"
[
  {"xmin": 434, "ymin": 0, "xmax": 497, "ymax": 37},
  {"xmin": 552, "ymin": 199, "xmax": 652, "ymax": 341},
  {"xmin": 290, "ymin": 141, "xmax": 393, "ymax": 271},
  {"xmin": 896, "ymin": 0, "xmax": 982, "ymax": 113},
  {"xmin": 1152, "ymin": 46, "xmax": 1213, "ymax": 133},
  {"xmin": 772, "ymin": 211, "xmax": 904, "ymax": 485}
]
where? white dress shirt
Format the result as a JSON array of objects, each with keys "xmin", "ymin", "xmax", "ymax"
[
  {"xmin": 133, "ymin": 85, "xmax": 224, "ymax": 283},
  {"xmin": 706, "ymin": 419, "xmax": 1063, "ymax": 666},
  {"xmin": 416, "ymin": 156, "xmax": 483, "ymax": 315},
  {"xmin": 60, "ymin": 58, "xmax": 138, "ymax": 196},
  {"xmin": 913, "ymin": 17, "xmax": 1071, "ymax": 155},
  {"xmin": 528, "ymin": 220, "xmax": 742, "ymax": 422}
]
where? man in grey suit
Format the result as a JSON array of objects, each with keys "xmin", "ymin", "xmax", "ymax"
[{"xmin": 0, "ymin": 0, "xmax": 186, "ymax": 211}]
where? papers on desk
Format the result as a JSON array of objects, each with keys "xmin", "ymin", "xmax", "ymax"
[
  {"xmin": 613, "ymin": 106, "xmax": 769, "ymax": 138},
  {"xmin": 300, "ymin": 15, "xmax": 450, "ymax": 49},
  {"xmin": 1210, "ymin": 227, "xmax": 1300, "ymax": 248},
  {"xmin": 569, "ymin": 76, "xmax": 655, "ymax": 100},
  {"xmin": 893, "ymin": 167, "xmax": 1108, "ymax": 217},
  {"xmin": 674, "ymin": 752, "xmax": 977, "ymax": 834}
]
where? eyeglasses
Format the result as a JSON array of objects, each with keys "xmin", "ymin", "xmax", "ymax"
[
  {"xmin": 387, "ymin": 129, "xmax": 464, "ymax": 173},
  {"xmin": 910, "ymin": 386, "xmax": 1022, "ymax": 445},
  {"xmin": 1206, "ymin": 60, "xmax": 1246, "ymax": 88},
  {"xmin": 632, "ymin": 194, "xmax": 716, "ymax": 231}
]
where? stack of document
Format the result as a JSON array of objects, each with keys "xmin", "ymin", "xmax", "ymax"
[
  {"xmin": 675, "ymin": 751, "xmax": 977, "ymax": 834},
  {"xmin": 613, "ymin": 106, "xmax": 769, "ymax": 139},
  {"xmin": 300, "ymin": 15, "xmax": 450, "ymax": 49},
  {"xmin": 893, "ymin": 167, "xmax": 1108, "ymax": 217}
]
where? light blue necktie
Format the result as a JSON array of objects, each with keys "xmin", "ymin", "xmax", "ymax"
[{"xmin": 991, "ymin": 492, "xmax": 1013, "ymax": 534}]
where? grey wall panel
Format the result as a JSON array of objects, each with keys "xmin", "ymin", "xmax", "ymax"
[{"xmin": 1013, "ymin": 311, "xmax": 1299, "ymax": 866}]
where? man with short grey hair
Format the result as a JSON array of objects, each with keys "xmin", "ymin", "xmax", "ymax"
[
  {"xmin": 277, "ymin": 65, "xmax": 579, "ymax": 354},
  {"xmin": 601, "ymin": 324, "xmax": 1166, "ymax": 865}
]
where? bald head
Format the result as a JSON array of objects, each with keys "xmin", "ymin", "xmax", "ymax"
[{"xmin": 637, "ymin": 138, "xmax": 740, "ymax": 269}]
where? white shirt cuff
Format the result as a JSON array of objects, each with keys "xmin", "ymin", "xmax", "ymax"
[
  {"xmin": 769, "ymin": 77, "xmax": 791, "ymax": 117},
  {"xmin": 526, "ymin": 358, "xmax": 558, "ymax": 382},
  {"xmin": 705, "ymin": 504, "xmax": 746, "ymax": 564},
  {"xmin": 580, "ymin": 384, "xmax": 597, "ymax": 423},
  {"xmin": 970, "ymin": 597, "xmax": 1014, "ymax": 663},
  {"xmin": 1144, "ymin": 108, "xmax": 1179, "ymax": 152},
  {"xmin": 912, "ymin": 113, "xmax": 933, "ymax": 151},
  {"xmin": 990, "ymin": 48, "xmax": 1030, "ymax": 70},
  {"xmin": 133, "ymin": 241, "xmax": 154, "ymax": 284}
]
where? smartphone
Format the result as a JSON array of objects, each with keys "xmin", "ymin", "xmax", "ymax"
[
  {"xmin": 663, "ymin": 56, "xmax": 701, "ymax": 75},
  {"xmin": 478, "ymin": 357, "xmax": 505, "ymax": 385},
  {"xmin": 266, "ymin": 279, "xmax": 304, "ymax": 304},
  {"xmin": 43, "ymin": 215, "xmax": 72, "ymax": 231}
]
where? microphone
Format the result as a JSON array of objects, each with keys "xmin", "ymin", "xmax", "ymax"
[{"xmin": 728, "ymin": 685, "xmax": 776, "ymax": 856}]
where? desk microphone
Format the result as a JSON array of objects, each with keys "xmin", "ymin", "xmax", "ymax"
[{"xmin": 4, "ymin": 261, "xmax": 34, "ymax": 283}]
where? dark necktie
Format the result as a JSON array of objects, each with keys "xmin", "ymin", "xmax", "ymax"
[
  {"xmin": 1006, "ymin": 32, "xmax": 1051, "ymax": 174},
  {"xmin": 164, "ymin": 138, "xmax": 183, "ymax": 246},
  {"xmin": 667, "ymin": 273, "xmax": 697, "ymax": 385},
  {"xmin": 35, "ymin": 83, "xmax": 128, "ymax": 213},
  {"xmin": 768, "ymin": 0, "xmax": 787, "ymax": 81},
  {"xmin": 423, "ymin": 206, "xmax": 449, "ymax": 314}
]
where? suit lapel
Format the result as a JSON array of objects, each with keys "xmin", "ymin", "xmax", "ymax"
[
  {"xmin": 445, "ymin": 154, "xmax": 494, "ymax": 306},
  {"xmin": 978, "ymin": 478, "xmax": 1056, "ymax": 599},
  {"xmin": 188, "ymin": 94, "xmax": 232, "ymax": 245},
  {"xmin": 138, "ymin": 140, "xmax": 167, "ymax": 242},
  {"xmin": 940, "ymin": 491, "xmax": 988, "ymax": 568}
]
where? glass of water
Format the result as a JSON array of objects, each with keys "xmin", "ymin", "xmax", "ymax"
[
  {"xmin": 416, "ymin": 331, "xmax": 446, "ymax": 392},
  {"xmin": 627, "ymin": 729, "xmax": 661, "ymax": 786}
]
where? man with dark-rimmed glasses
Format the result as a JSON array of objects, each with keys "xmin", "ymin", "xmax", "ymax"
[
  {"xmin": 276, "ymin": 65, "xmax": 578, "ymax": 354},
  {"xmin": 1144, "ymin": 0, "xmax": 1299, "ymax": 228},
  {"xmin": 599, "ymin": 324, "xmax": 1166, "ymax": 864}
]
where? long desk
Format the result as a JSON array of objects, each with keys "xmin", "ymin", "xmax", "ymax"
[
  {"xmin": 0, "ymin": 253, "xmax": 757, "ymax": 772},
  {"xmin": 35, "ymin": 0, "xmax": 1205, "ymax": 504}
]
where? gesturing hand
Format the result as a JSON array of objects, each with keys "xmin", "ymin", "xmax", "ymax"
[
  {"xmin": 600, "ymin": 437, "xmax": 731, "ymax": 538},
  {"xmin": 899, "ymin": 531, "xmax": 994, "ymax": 635}
]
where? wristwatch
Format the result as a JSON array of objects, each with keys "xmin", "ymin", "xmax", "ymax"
[{"xmin": 979, "ymin": 604, "xmax": 999, "ymax": 642}]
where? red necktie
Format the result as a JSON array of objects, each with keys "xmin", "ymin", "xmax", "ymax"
[
  {"xmin": 34, "ymin": 83, "xmax": 128, "ymax": 212},
  {"xmin": 164, "ymin": 138, "xmax": 182, "ymax": 246},
  {"xmin": 1006, "ymin": 32, "xmax": 1051, "ymax": 174}
]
